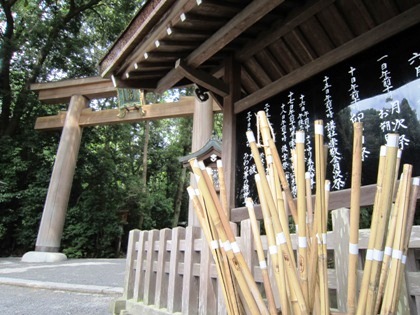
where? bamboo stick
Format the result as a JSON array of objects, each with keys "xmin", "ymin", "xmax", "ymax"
[
  {"xmin": 189, "ymin": 159, "xmax": 267, "ymax": 315},
  {"xmin": 217, "ymin": 160, "xmax": 229, "ymax": 218},
  {"xmin": 365, "ymin": 134, "xmax": 399, "ymax": 315},
  {"xmin": 296, "ymin": 130, "xmax": 309, "ymax": 308},
  {"xmin": 187, "ymin": 186, "xmax": 239, "ymax": 315},
  {"xmin": 380, "ymin": 164, "xmax": 412, "ymax": 314},
  {"xmin": 197, "ymin": 160, "xmax": 270, "ymax": 315},
  {"xmin": 256, "ymin": 111, "xmax": 298, "ymax": 224},
  {"xmin": 247, "ymin": 130, "xmax": 308, "ymax": 314},
  {"xmin": 246, "ymin": 198, "xmax": 279, "ymax": 315},
  {"xmin": 314, "ymin": 119, "xmax": 330, "ymax": 315},
  {"xmin": 255, "ymin": 175, "xmax": 291, "ymax": 315},
  {"xmin": 356, "ymin": 145, "xmax": 387, "ymax": 315},
  {"xmin": 347, "ymin": 122, "xmax": 363, "ymax": 315}
]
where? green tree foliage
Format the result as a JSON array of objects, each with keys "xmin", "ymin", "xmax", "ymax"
[{"xmin": 1, "ymin": 0, "xmax": 195, "ymax": 257}]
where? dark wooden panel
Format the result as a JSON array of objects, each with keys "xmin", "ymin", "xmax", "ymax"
[
  {"xmin": 268, "ymin": 38, "xmax": 301, "ymax": 73},
  {"xmin": 243, "ymin": 57, "xmax": 272, "ymax": 87},
  {"xmin": 316, "ymin": 4, "xmax": 355, "ymax": 46},
  {"xmin": 335, "ymin": 0, "xmax": 375, "ymax": 36},
  {"xmin": 240, "ymin": 66, "xmax": 260, "ymax": 94},
  {"xmin": 254, "ymin": 49, "xmax": 286, "ymax": 80},
  {"xmin": 298, "ymin": 17, "xmax": 334, "ymax": 56},
  {"xmin": 363, "ymin": 0, "xmax": 400, "ymax": 25},
  {"xmin": 283, "ymin": 29, "xmax": 317, "ymax": 65}
]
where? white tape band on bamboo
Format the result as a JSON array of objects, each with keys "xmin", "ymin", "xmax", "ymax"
[
  {"xmin": 380, "ymin": 146, "xmax": 387, "ymax": 156},
  {"xmin": 266, "ymin": 155, "xmax": 273, "ymax": 164},
  {"xmin": 392, "ymin": 249, "xmax": 403, "ymax": 260},
  {"xmin": 384, "ymin": 246, "xmax": 393, "ymax": 257},
  {"xmin": 296, "ymin": 131, "xmax": 305, "ymax": 143},
  {"xmin": 397, "ymin": 149, "xmax": 402, "ymax": 158},
  {"xmin": 325, "ymin": 181, "xmax": 331, "ymax": 191},
  {"xmin": 246, "ymin": 131, "xmax": 256, "ymax": 143},
  {"xmin": 231, "ymin": 242, "xmax": 241, "ymax": 254},
  {"xmin": 349, "ymin": 243, "xmax": 359, "ymax": 255},
  {"xmin": 223, "ymin": 240, "xmax": 232, "ymax": 252},
  {"xmin": 195, "ymin": 174, "xmax": 201, "ymax": 183},
  {"xmin": 269, "ymin": 245, "xmax": 278, "ymax": 255},
  {"xmin": 211, "ymin": 240, "xmax": 219, "ymax": 250},
  {"xmin": 195, "ymin": 189, "xmax": 200, "ymax": 196},
  {"xmin": 305, "ymin": 172, "xmax": 311, "ymax": 179},
  {"xmin": 373, "ymin": 249, "xmax": 384, "ymax": 262},
  {"xmin": 315, "ymin": 124, "xmax": 324, "ymax": 135},
  {"xmin": 299, "ymin": 237, "xmax": 308, "ymax": 248},
  {"xmin": 413, "ymin": 177, "xmax": 420, "ymax": 186},
  {"xmin": 386, "ymin": 133, "xmax": 399, "ymax": 147},
  {"xmin": 276, "ymin": 232, "xmax": 287, "ymax": 245},
  {"xmin": 216, "ymin": 159, "xmax": 222, "ymax": 168},
  {"xmin": 246, "ymin": 199, "xmax": 254, "ymax": 208},
  {"xmin": 366, "ymin": 249, "xmax": 373, "ymax": 261},
  {"xmin": 198, "ymin": 161, "xmax": 206, "ymax": 170},
  {"xmin": 259, "ymin": 260, "xmax": 268, "ymax": 270},
  {"xmin": 402, "ymin": 255, "xmax": 407, "ymax": 264}
]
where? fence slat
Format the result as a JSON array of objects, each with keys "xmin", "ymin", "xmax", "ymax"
[
  {"xmin": 182, "ymin": 226, "xmax": 201, "ymax": 314},
  {"xmin": 143, "ymin": 230, "xmax": 159, "ymax": 304},
  {"xmin": 133, "ymin": 230, "xmax": 148, "ymax": 301},
  {"xmin": 199, "ymin": 229, "xmax": 217, "ymax": 315},
  {"xmin": 154, "ymin": 228, "xmax": 171, "ymax": 308},
  {"xmin": 331, "ymin": 208, "xmax": 350, "ymax": 312},
  {"xmin": 123, "ymin": 229, "xmax": 140, "ymax": 300},
  {"xmin": 167, "ymin": 227, "xmax": 186, "ymax": 313}
]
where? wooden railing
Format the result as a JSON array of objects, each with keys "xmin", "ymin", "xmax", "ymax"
[{"xmin": 114, "ymin": 207, "xmax": 420, "ymax": 315}]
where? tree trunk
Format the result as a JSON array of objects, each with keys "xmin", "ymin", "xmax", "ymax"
[{"xmin": 172, "ymin": 167, "xmax": 187, "ymax": 227}]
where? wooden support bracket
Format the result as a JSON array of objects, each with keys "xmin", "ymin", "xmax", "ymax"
[{"xmin": 175, "ymin": 59, "xmax": 229, "ymax": 97}]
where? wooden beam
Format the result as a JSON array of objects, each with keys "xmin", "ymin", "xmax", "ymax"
[
  {"xmin": 235, "ymin": 4, "xmax": 420, "ymax": 113},
  {"xmin": 31, "ymin": 77, "xmax": 116, "ymax": 104},
  {"xmin": 222, "ymin": 54, "xmax": 241, "ymax": 211},
  {"xmin": 175, "ymin": 59, "xmax": 229, "ymax": 96},
  {"xmin": 237, "ymin": 0, "xmax": 335, "ymax": 61},
  {"xmin": 35, "ymin": 97, "xmax": 221, "ymax": 130},
  {"xmin": 156, "ymin": 0, "xmax": 285, "ymax": 93},
  {"xmin": 230, "ymin": 180, "xmax": 420, "ymax": 222}
]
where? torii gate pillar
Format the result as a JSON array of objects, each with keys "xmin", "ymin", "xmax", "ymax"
[
  {"xmin": 188, "ymin": 94, "xmax": 214, "ymax": 226},
  {"xmin": 22, "ymin": 94, "xmax": 87, "ymax": 262}
]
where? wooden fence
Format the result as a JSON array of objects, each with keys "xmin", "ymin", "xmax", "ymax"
[{"xmin": 113, "ymin": 207, "xmax": 420, "ymax": 315}]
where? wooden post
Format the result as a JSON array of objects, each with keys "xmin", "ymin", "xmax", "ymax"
[
  {"xmin": 23, "ymin": 94, "xmax": 87, "ymax": 261},
  {"xmin": 223, "ymin": 54, "xmax": 240, "ymax": 211},
  {"xmin": 188, "ymin": 95, "xmax": 214, "ymax": 227}
]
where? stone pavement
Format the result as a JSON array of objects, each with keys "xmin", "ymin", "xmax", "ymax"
[{"xmin": 0, "ymin": 258, "xmax": 125, "ymax": 315}]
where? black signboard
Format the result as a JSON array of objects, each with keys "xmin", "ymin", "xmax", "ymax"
[{"xmin": 236, "ymin": 24, "xmax": 420, "ymax": 206}]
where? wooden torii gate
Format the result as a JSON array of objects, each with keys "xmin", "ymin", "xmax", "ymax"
[{"xmin": 22, "ymin": 76, "xmax": 220, "ymax": 262}]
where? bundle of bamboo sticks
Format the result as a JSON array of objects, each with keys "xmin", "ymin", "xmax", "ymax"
[{"xmin": 187, "ymin": 110, "xmax": 419, "ymax": 315}]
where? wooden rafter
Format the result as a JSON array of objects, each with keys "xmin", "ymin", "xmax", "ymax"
[
  {"xmin": 234, "ymin": 3, "xmax": 420, "ymax": 113},
  {"xmin": 117, "ymin": 0, "xmax": 199, "ymax": 78},
  {"xmin": 155, "ymin": 0, "xmax": 286, "ymax": 93},
  {"xmin": 236, "ymin": 0, "xmax": 336, "ymax": 62}
]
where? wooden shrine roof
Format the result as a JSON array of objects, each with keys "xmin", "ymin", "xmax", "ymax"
[{"xmin": 99, "ymin": 0, "xmax": 420, "ymax": 113}]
